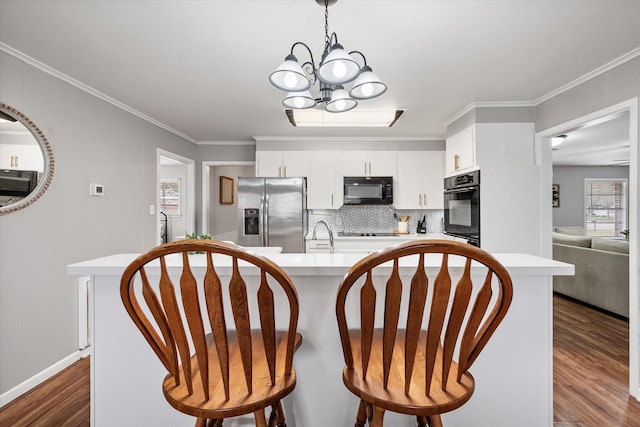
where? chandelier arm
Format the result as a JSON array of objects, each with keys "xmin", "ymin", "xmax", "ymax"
[
  {"xmin": 290, "ymin": 41, "xmax": 318, "ymax": 83},
  {"xmin": 348, "ymin": 50, "xmax": 368, "ymax": 67},
  {"xmin": 327, "ymin": 32, "xmax": 339, "ymax": 50}
]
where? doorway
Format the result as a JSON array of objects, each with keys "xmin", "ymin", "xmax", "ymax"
[
  {"xmin": 536, "ymin": 97, "xmax": 639, "ymax": 397},
  {"xmin": 201, "ymin": 161, "xmax": 254, "ymax": 239},
  {"xmin": 157, "ymin": 149, "xmax": 195, "ymax": 244}
]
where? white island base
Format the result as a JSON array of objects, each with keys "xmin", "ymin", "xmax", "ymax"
[{"xmin": 68, "ymin": 252, "xmax": 573, "ymax": 427}]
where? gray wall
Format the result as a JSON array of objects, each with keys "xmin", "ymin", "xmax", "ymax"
[
  {"xmin": 209, "ymin": 165, "xmax": 254, "ymax": 240},
  {"xmin": 552, "ymin": 166, "xmax": 630, "ymax": 227},
  {"xmin": 536, "ymin": 56, "xmax": 640, "ymax": 131},
  {"xmin": 0, "ymin": 51, "xmax": 197, "ymax": 395}
]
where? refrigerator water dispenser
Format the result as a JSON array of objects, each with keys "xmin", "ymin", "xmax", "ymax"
[{"xmin": 244, "ymin": 209, "xmax": 260, "ymax": 235}]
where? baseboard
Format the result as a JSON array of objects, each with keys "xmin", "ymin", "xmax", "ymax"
[{"xmin": 0, "ymin": 348, "xmax": 91, "ymax": 408}]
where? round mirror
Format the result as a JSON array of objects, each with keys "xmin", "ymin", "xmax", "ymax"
[{"xmin": 0, "ymin": 103, "xmax": 54, "ymax": 214}]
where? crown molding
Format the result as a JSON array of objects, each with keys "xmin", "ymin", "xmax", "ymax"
[
  {"xmin": 534, "ymin": 47, "xmax": 640, "ymax": 105},
  {"xmin": 253, "ymin": 136, "xmax": 444, "ymax": 142},
  {"xmin": 444, "ymin": 47, "xmax": 640, "ymax": 128},
  {"xmin": 0, "ymin": 42, "xmax": 198, "ymax": 144},
  {"xmin": 197, "ymin": 140, "xmax": 256, "ymax": 146},
  {"xmin": 443, "ymin": 101, "xmax": 535, "ymax": 127}
]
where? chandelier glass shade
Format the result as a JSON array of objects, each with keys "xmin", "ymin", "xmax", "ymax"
[{"xmin": 269, "ymin": 0, "xmax": 386, "ymax": 113}]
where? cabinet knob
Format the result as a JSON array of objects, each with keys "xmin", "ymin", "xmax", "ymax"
[{"xmin": 454, "ymin": 154, "xmax": 460, "ymax": 170}]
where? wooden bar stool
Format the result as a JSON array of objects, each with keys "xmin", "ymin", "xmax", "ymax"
[
  {"xmin": 335, "ymin": 240, "xmax": 513, "ymax": 427},
  {"xmin": 120, "ymin": 240, "xmax": 302, "ymax": 427}
]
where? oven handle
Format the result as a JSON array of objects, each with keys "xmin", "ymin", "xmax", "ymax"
[{"xmin": 444, "ymin": 187, "xmax": 478, "ymax": 194}]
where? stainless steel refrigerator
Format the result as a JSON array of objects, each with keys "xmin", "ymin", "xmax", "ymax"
[{"xmin": 236, "ymin": 177, "xmax": 307, "ymax": 253}]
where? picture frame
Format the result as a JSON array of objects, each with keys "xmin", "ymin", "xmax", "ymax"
[
  {"xmin": 220, "ymin": 176, "xmax": 234, "ymax": 205},
  {"xmin": 552, "ymin": 184, "xmax": 560, "ymax": 208}
]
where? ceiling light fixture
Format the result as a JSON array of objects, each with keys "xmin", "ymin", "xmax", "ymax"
[
  {"xmin": 269, "ymin": 0, "xmax": 387, "ymax": 114},
  {"xmin": 286, "ymin": 109, "xmax": 403, "ymax": 127}
]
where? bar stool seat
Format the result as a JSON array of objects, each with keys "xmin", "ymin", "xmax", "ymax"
[
  {"xmin": 336, "ymin": 240, "xmax": 513, "ymax": 427},
  {"xmin": 120, "ymin": 239, "xmax": 302, "ymax": 427}
]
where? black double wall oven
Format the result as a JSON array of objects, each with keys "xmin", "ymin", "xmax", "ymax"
[{"xmin": 443, "ymin": 170, "xmax": 480, "ymax": 247}]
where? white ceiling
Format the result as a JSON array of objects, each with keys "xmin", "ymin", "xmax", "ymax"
[
  {"xmin": 551, "ymin": 112, "xmax": 631, "ymax": 167},
  {"xmin": 1, "ymin": 1, "xmax": 639, "ymax": 164}
]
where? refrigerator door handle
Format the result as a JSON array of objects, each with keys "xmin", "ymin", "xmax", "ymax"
[{"xmin": 263, "ymin": 193, "xmax": 270, "ymax": 247}]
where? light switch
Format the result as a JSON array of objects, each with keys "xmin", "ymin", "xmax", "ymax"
[{"xmin": 149, "ymin": 204, "xmax": 156, "ymax": 215}]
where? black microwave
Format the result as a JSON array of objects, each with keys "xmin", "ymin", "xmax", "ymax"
[{"xmin": 343, "ymin": 176, "xmax": 393, "ymax": 205}]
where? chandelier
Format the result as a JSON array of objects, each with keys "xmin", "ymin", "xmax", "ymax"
[{"xmin": 269, "ymin": 0, "xmax": 387, "ymax": 113}]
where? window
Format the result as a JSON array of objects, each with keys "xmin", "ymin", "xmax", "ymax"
[
  {"xmin": 584, "ymin": 179, "xmax": 627, "ymax": 237},
  {"xmin": 160, "ymin": 178, "xmax": 181, "ymax": 216}
]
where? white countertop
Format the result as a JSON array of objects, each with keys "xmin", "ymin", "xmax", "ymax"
[{"xmin": 68, "ymin": 251, "xmax": 574, "ymax": 278}]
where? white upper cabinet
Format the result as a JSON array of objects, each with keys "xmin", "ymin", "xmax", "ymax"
[
  {"xmin": 337, "ymin": 151, "xmax": 397, "ymax": 177},
  {"xmin": 0, "ymin": 144, "xmax": 44, "ymax": 171},
  {"xmin": 395, "ymin": 151, "xmax": 444, "ymax": 209},
  {"xmin": 307, "ymin": 152, "xmax": 341, "ymax": 209},
  {"xmin": 256, "ymin": 151, "xmax": 310, "ymax": 177},
  {"xmin": 445, "ymin": 125, "xmax": 475, "ymax": 175}
]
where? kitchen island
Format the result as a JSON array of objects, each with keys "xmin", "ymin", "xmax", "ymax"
[{"xmin": 68, "ymin": 250, "xmax": 573, "ymax": 427}]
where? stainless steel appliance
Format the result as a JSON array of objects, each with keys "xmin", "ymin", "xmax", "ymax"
[
  {"xmin": 443, "ymin": 170, "xmax": 480, "ymax": 247},
  {"xmin": 343, "ymin": 176, "xmax": 393, "ymax": 205},
  {"xmin": 236, "ymin": 177, "xmax": 307, "ymax": 253}
]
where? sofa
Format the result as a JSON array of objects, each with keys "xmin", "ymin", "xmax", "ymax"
[{"xmin": 552, "ymin": 226, "xmax": 629, "ymax": 317}]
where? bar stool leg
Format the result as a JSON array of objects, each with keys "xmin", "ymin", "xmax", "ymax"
[
  {"xmin": 371, "ymin": 406, "xmax": 385, "ymax": 427},
  {"xmin": 355, "ymin": 399, "xmax": 368, "ymax": 426}
]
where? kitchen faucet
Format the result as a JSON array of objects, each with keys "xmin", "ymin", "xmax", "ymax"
[{"xmin": 312, "ymin": 220, "xmax": 334, "ymax": 253}]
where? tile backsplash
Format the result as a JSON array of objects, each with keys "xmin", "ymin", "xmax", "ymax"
[{"xmin": 309, "ymin": 205, "xmax": 444, "ymax": 236}]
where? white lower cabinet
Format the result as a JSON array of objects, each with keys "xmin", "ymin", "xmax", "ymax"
[{"xmin": 395, "ymin": 151, "xmax": 444, "ymax": 209}]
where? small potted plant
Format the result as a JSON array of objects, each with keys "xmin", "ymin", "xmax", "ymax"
[
  {"xmin": 621, "ymin": 229, "xmax": 629, "ymax": 240},
  {"xmin": 185, "ymin": 232, "xmax": 213, "ymax": 253}
]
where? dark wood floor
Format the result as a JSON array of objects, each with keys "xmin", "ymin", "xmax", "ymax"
[
  {"xmin": 1, "ymin": 294, "xmax": 639, "ymax": 426},
  {"xmin": 0, "ymin": 356, "xmax": 90, "ymax": 427},
  {"xmin": 553, "ymin": 294, "xmax": 640, "ymax": 426}
]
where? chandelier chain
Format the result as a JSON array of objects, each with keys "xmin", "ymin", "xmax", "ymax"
[{"xmin": 324, "ymin": 0, "xmax": 330, "ymax": 48}]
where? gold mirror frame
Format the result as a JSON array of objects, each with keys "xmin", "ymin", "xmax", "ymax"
[{"xmin": 0, "ymin": 103, "xmax": 55, "ymax": 215}]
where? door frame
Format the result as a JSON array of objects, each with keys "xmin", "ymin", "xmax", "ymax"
[
  {"xmin": 157, "ymin": 149, "xmax": 196, "ymax": 244},
  {"xmin": 535, "ymin": 97, "xmax": 639, "ymax": 398}
]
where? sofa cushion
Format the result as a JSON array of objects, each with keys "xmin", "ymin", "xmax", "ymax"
[
  {"xmin": 591, "ymin": 238, "xmax": 630, "ymax": 254},
  {"xmin": 554, "ymin": 226, "xmax": 586, "ymax": 236},
  {"xmin": 552, "ymin": 232, "xmax": 592, "ymax": 247}
]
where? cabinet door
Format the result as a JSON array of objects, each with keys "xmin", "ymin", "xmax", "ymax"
[
  {"xmin": 337, "ymin": 151, "xmax": 397, "ymax": 176},
  {"xmin": 421, "ymin": 151, "xmax": 444, "ymax": 209},
  {"xmin": 257, "ymin": 152, "xmax": 310, "ymax": 177},
  {"xmin": 367, "ymin": 151, "xmax": 397, "ymax": 176},
  {"xmin": 337, "ymin": 152, "xmax": 369, "ymax": 176},
  {"xmin": 395, "ymin": 151, "xmax": 444, "ymax": 209},
  {"xmin": 307, "ymin": 152, "xmax": 340, "ymax": 209},
  {"xmin": 0, "ymin": 144, "xmax": 44, "ymax": 171},
  {"xmin": 256, "ymin": 152, "xmax": 284, "ymax": 177},
  {"xmin": 282, "ymin": 151, "xmax": 309, "ymax": 178},
  {"xmin": 446, "ymin": 125, "xmax": 475, "ymax": 174}
]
